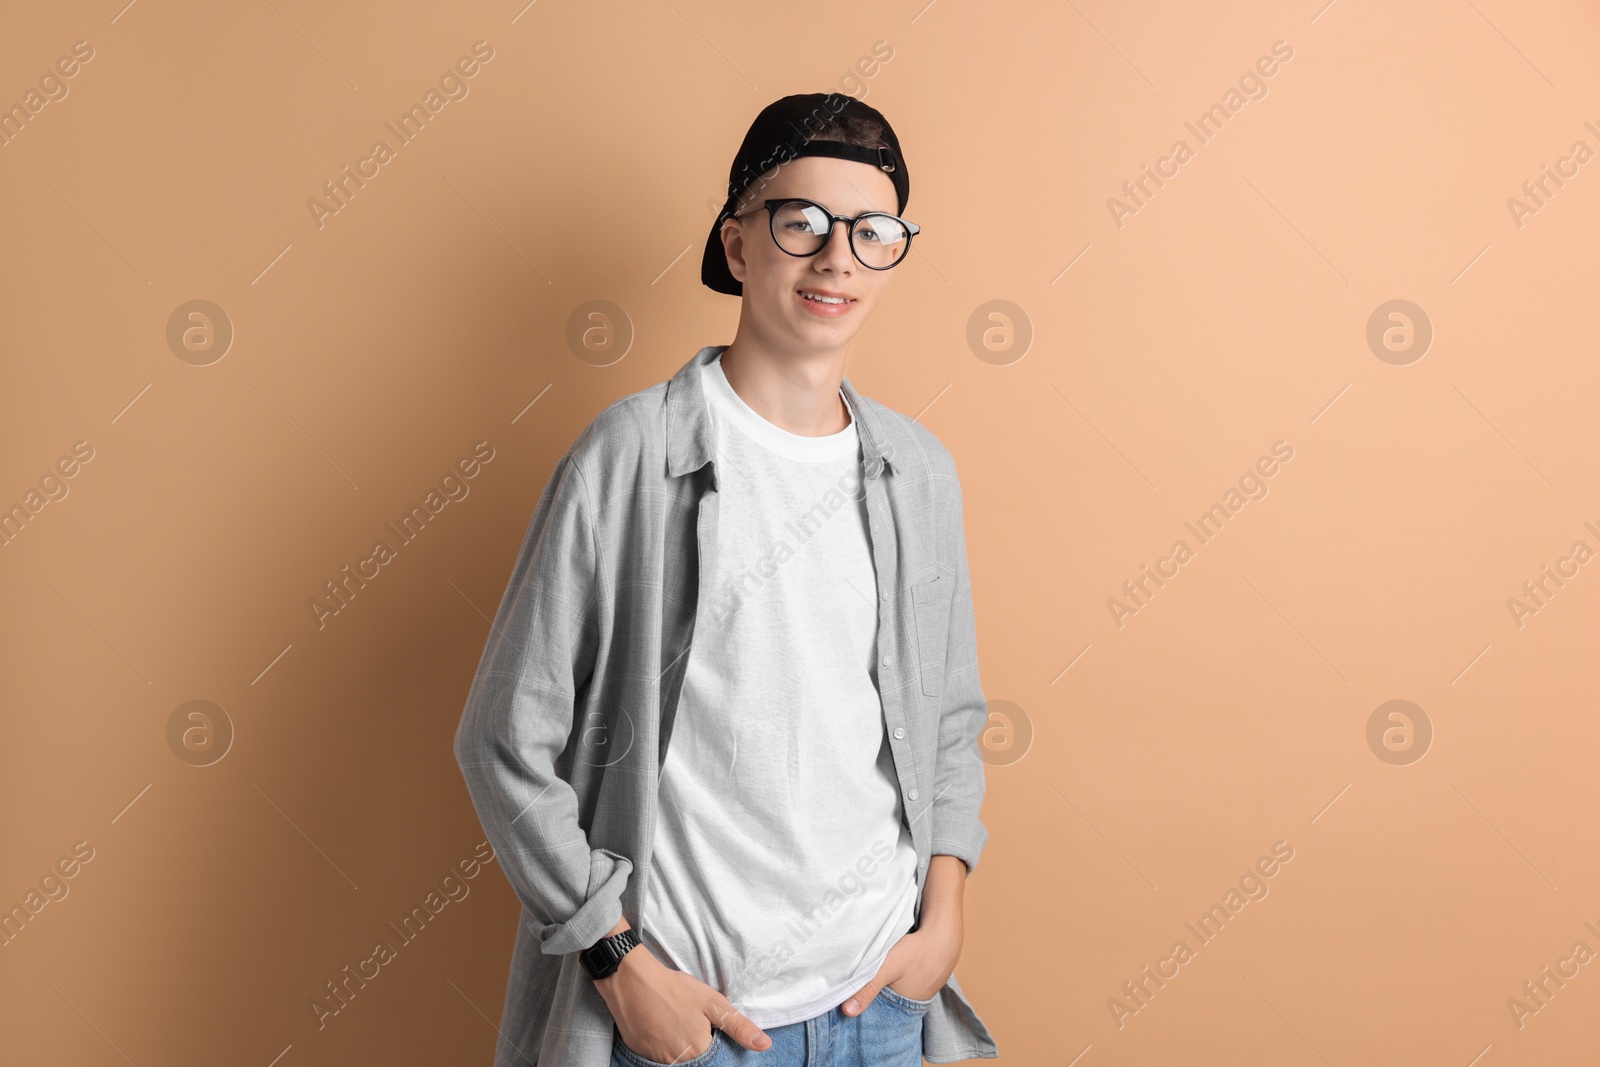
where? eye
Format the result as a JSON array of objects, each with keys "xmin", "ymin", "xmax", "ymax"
[
  {"xmin": 855, "ymin": 216, "xmax": 905, "ymax": 245},
  {"xmin": 795, "ymin": 204, "xmax": 832, "ymax": 228}
]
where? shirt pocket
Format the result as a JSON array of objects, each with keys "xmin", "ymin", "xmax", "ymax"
[{"xmin": 909, "ymin": 563, "xmax": 956, "ymax": 697}]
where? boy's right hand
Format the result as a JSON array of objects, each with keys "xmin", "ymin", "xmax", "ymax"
[{"xmin": 596, "ymin": 942, "xmax": 772, "ymax": 1062}]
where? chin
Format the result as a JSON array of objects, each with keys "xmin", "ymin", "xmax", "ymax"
[{"xmin": 789, "ymin": 309, "xmax": 861, "ymax": 340}]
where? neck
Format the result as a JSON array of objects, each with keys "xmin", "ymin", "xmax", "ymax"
[{"xmin": 718, "ymin": 326, "xmax": 850, "ymax": 437}]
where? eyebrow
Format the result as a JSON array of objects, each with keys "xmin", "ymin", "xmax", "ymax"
[{"xmin": 790, "ymin": 197, "xmax": 898, "ymax": 216}]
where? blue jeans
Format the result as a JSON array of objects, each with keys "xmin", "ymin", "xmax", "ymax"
[{"xmin": 609, "ymin": 987, "xmax": 934, "ymax": 1067}]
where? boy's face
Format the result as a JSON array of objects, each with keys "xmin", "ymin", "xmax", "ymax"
[{"xmin": 719, "ymin": 155, "xmax": 903, "ymax": 350}]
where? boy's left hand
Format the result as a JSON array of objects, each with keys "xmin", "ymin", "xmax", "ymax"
[{"xmin": 839, "ymin": 920, "xmax": 963, "ymax": 1016}]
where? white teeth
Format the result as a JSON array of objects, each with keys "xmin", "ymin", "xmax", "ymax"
[{"xmin": 800, "ymin": 291, "xmax": 848, "ymax": 304}]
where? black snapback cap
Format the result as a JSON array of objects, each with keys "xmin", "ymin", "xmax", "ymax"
[{"xmin": 701, "ymin": 92, "xmax": 910, "ymax": 297}]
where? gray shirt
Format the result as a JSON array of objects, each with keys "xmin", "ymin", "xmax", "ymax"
[{"xmin": 454, "ymin": 344, "xmax": 998, "ymax": 1065}]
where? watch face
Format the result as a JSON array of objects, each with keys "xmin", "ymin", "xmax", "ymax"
[{"xmin": 583, "ymin": 932, "xmax": 635, "ymax": 979}]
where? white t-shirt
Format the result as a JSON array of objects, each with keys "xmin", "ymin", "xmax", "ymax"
[{"xmin": 640, "ymin": 351, "xmax": 920, "ymax": 1028}]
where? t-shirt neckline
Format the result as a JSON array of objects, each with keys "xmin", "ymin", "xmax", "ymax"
[{"xmin": 702, "ymin": 351, "xmax": 858, "ymax": 463}]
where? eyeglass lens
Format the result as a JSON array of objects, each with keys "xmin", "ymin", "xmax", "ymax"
[{"xmin": 771, "ymin": 201, "xmax": 912, "ymax": 269}]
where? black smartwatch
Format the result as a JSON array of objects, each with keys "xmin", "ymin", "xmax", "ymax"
[{"xmin": 579, "ymin": 928, "xmax": 641, "ymax": 981}]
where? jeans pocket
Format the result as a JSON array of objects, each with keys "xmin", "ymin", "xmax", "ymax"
[
  {"xmin": 878, "ymin": 985, "xmax": 937, "ymax": 1014},
  {"xmin": 612, "ymin": 1025, "xmax": 723, "ymax": 1067}
]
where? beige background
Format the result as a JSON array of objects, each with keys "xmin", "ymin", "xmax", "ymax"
[{"xmin": 3, "ymin": 0, "xmax": 1598, "ymax": 1063}]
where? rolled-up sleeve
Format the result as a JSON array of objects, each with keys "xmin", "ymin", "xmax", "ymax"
[
  {"xmin": 453, "ymin": 450, "xmax": 631, "ymax": 956},
  {"xmin": 930, "ymin": 475, "xmax": 991, "ymax": 875}
]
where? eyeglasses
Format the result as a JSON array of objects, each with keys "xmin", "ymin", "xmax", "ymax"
[{"xmin": 731, "ymin": 197, "xmax": 920, "ymax": 271}]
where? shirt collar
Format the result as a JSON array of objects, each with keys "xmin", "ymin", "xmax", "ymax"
[{"xmin": 665, "ymin": 344, "xmax": 892, "ymax": 481}]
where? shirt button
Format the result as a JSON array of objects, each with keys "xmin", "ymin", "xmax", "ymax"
[
  {"xmin": 908, "ymin": 788, "xmax": 920, "ymax": 801},
  {"xmin": 880, "ymin": 592, "xmax": 888, "ymax": 602},
  {"xmin": 882, "ymin": 655, "xmax": 893, "ymax": 667},
  {"xmin": 893, "ymin": 727, "xmax": 905, "ymax": 740}
]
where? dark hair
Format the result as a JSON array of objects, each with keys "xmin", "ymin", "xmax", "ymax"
[{"xmin": 799, "ymin": 110, "xmax": 889, "ymax": 152}]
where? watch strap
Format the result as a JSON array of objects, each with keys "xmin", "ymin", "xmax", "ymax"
[{"xmin": 579, "ymin": 928, "xmax": 641, "ymax": 980}]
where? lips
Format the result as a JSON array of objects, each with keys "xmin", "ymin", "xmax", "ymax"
[
  {"xmin": 797, "ymin": 288, "xmax": 854, "ymax": 305},
  {"xmin": 795, "ymin": 288, "xmax": 856, "ymax": 317}
]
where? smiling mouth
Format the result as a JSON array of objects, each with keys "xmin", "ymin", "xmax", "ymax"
[{"xmin": 797, "ymin": 289, "xmax": 855, "ymax": 306}]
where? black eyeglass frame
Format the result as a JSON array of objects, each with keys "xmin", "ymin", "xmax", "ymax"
[{"xmin": 730, "ymin": 197, "xmax": 921, "ymax": 271}]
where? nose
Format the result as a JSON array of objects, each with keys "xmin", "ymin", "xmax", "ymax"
[{"xmin": 815, "ymin": 218, "xmax": 856, "ymax": 275}]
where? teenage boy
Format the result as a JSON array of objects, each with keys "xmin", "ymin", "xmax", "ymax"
[{"xmin": 455, "ymin": 92, "xmax": 997, "ymax": 1067}]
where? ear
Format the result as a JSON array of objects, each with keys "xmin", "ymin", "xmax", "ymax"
[{"xmin": 720, "ymin": 216, "xmax": 748, "ymax": 287}]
